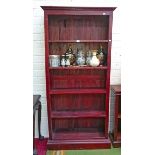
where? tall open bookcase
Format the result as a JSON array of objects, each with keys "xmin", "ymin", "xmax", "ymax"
[{"xmin": 41, "ymin": 6, "xmax": 116, "ymax": 150}]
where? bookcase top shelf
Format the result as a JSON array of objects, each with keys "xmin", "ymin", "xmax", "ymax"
[{"xmin": 41, "ymin": 6, "xmax": 116, "ymax": 16}]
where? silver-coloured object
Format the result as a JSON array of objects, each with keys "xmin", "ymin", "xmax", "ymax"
[{"xmin": 49, "ymin": 55, "xmax": 60, "ymax": 67}]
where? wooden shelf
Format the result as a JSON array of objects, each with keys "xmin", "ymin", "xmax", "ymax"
[
  {"xmin": 49, "ymin": 89, "xmax": 106, "ymax": 94},
  {"xmin": 48, "ymin": 40, "xmax": 109, "ymax": 43},
  {"xmin": 49, "ymin": 66, "xmax": 108, "ymax": 70},
  {"xmin": 53, "ymin": 131, "xmax": 105, "ymax": 140},
  {"xmin": 51, "ymin": 111, "xmax": 106, "ymax": 118}
]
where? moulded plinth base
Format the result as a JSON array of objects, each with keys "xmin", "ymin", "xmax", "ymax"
[{"xmin": 47, "ymin": 138, "xmax": 111, "ymax": 150}]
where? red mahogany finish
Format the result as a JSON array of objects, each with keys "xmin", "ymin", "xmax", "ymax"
[
  {"xmin": 109, "ymin": 85, "xmax": 121, "ymax": 147},
  {"xmin": 41, "ymin": 6, "xmax": 116, "ymax": 150},
  {"xmin": 49, "ymin": 66, "xmax": 108, "ymax": 70},
  {"xmin": 48, "ymin": 40, "xmax": 109, "ymax": 43}
]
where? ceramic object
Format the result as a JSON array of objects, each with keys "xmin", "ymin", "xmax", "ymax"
[
  {"xmin": 76, "ymin": 49, "xmax": 85, "ymax": 66},
  {"xmin": 90, "ymin": 51, "xmax": 100, "ymax": 67},
  {"xmin": 86, "ymin": 50, "xmax": 92, "ymax": 66}
]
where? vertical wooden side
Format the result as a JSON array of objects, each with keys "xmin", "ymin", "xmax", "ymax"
[
  {"xmin": 114, "ymin": 95, "xmax": 119, "ymax": 140},
  {"xmin": 105, "ymin": 13, "xmax": 113, "ymax": 138},
  {"xmin": 44, "ymin": 12, "xmax": 52, "ymax": 139}
]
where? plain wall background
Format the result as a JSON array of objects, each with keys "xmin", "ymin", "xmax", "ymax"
[{"xmin": 33, "ymin": 0, "xmax": 121, "ymax": 138}]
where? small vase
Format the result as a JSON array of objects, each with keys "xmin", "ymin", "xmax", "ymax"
[
  {"xmin": 76, "ymin": 49, "xmax": 85, "ymax": 66},
  {"xmin": 86, "ymin": 50, "xmax": 92, "ymax": 66},
  {"xmin": 90, "ymin": 51, "xmax": 100, "ymax": 67}
]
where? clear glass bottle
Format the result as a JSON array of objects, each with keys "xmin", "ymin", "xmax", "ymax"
[
  {"xmin": 65, "ymin": 45, "xmax": 75, "ymax": 65},
  {"xmin": 96, "ymin": 45, "xmax": 105, "ymax": 66},
  {"xmin": 61, "ymin": 55, "xmax": 66, "ymax": 67},
  {"xmin": 65, "ymin": 55, "xmax": 70, "ymax": 67},
  {"xmin": 49, "ymin": 55, "xmax": 60, "ymax": 67}
]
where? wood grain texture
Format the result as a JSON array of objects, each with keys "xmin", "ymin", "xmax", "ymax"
[
  {"xmin": 48, "ymin": 16, "xmax": 109, "ymax": 41},
  {"xmin": 49, "ymin": 89, "xmax": 106, "ymax": 94},
  {"xmin": 42, "ymin": 6, "xmax": 116, "ymax": 149},
  {"xmin": 51, "ymin": 111, "xmax": 106, "ymax": 118},
  {"xmin": 51, "ymin": 94, "xmax": 105, "ymax": 112}
]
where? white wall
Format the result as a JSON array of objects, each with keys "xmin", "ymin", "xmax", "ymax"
[{"xmin": 33, "ymin": 0, "xmax": 121, "ymax": 137}]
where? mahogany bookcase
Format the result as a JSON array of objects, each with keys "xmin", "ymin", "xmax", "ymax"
[
  {"xmin": 41, "ymin": 6, "xmax": 116, "ymax": 150},
  {"xmin": 109, "ymin": 85, "xmax": 121, "ymax": 147}
]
